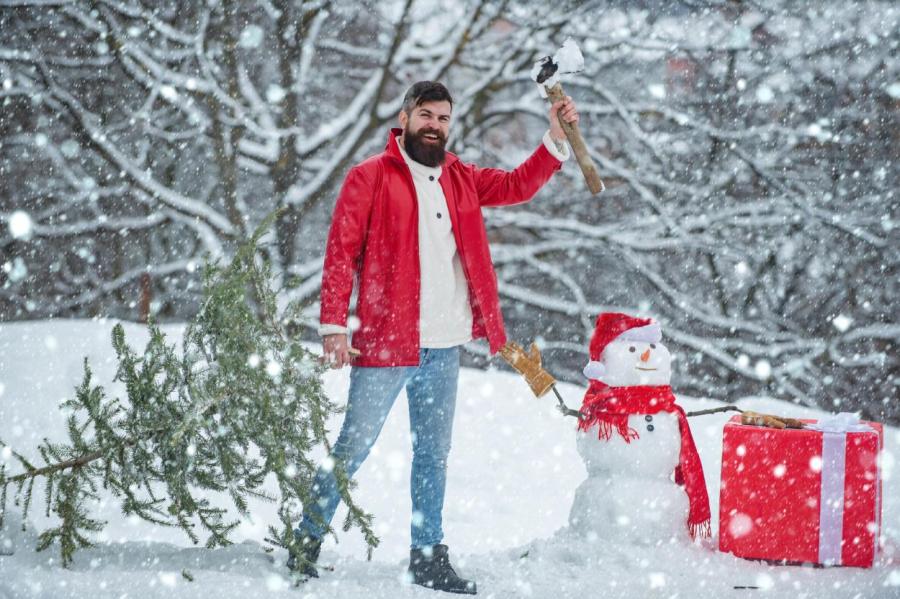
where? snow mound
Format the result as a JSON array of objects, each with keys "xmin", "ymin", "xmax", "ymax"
[{"xmin": 0, "ymin": 320, "xmax": 897, "ymax": 598}]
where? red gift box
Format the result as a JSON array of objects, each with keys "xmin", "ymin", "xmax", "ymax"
[{"xmin": 719, "ymin": 413, "xmax": 883, "ymax": 567}]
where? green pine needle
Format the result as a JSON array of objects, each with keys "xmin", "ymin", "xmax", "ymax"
[{"xmin": 0, "ymin": 210, "xmax": 378, "ymax": 567}]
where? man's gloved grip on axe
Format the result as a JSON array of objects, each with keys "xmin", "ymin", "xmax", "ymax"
[{"xmin": 532, "ymin": 38, "xmax": 604, "ymax": 195}]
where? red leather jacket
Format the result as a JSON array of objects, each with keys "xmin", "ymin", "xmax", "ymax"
[{"xmin": 320, "ymin": 128, "xmax": 563, "ymax": 367}]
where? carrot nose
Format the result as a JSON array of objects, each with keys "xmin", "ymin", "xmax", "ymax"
[{"xmin": 640, "ymin": 348, "xmax": 651, "ymax": 362}]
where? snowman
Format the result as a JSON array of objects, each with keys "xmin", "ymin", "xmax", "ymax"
[{"xmin": 568, "ymin": 312, "xmax": 711, "ymax": 545}]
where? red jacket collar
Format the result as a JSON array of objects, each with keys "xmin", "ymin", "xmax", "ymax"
[{"xmin": 386, "ymin": 127, "xmax": 459, "ymax": 167}]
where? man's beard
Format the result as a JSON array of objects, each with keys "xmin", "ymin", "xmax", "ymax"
[{"xmin": 403, "ymin": 125, "xmax": 447, "ymax": 167}]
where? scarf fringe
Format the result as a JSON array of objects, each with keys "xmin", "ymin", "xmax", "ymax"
[
  {"xmin": 689, "ymin": 519, "xmax": 712, "ymax": 540},
  {"xmin": 579, "ymin": 412, "xmax": 639, "ymax": 443}
]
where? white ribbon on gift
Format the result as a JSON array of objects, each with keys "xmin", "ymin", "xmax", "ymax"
[
  {"xmin": 806, "ymin": 412, "xmax": 872, "ymax": 434},
  {"xmin": 806, "ymin": 412, "xmax": 876, "ymax": 566}
]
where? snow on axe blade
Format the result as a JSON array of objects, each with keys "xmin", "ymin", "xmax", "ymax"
[{"xmin": 532, "ymin": 39, "xmax": 604, "ymax": 195}]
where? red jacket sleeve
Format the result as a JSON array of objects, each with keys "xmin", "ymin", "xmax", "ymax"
[
  {"xmin": 319, "ymin": 166, "xmax": 375, "ymax": 328},
  {"xmin": 473, "ymin": 143, "xmax": 563, "ymax": 207}
]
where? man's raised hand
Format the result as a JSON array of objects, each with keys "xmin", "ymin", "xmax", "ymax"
[{"xmin": 548, "ymin": 96, "xmax": 579, "ymax": 142}]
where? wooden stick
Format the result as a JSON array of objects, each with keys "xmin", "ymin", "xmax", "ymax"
[
  {"xmin": 686, "ymin": 405, "xmax": 743, "ymax": 418},
  {"xmin": 545, "ymin": 82, "xmax": 604, "ymax": 195},
  {"xmin": 551, "ymin": 386, "xmax": 584, "ymax": 419}
]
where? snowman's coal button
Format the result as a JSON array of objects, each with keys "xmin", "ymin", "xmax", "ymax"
[
  {"xmin": 646, "ymin": 424, "xmax": 655, "ymax": 432},
  {"xmin": 645, "ymin": 415, "xmax": 653, "ymax": 422}
]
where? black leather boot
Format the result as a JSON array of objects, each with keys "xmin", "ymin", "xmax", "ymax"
[
  {"xmin": 408, "ymin": 544, "xmax": 477, "ymax": 595},
  {"xmin": 286, "ymin": 534, "xmax": 322, "ymax": 579}
]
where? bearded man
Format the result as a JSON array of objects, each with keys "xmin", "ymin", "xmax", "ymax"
[{"xmin": 290, "ymin": 81, "xmax": 578, "ymax": 594}]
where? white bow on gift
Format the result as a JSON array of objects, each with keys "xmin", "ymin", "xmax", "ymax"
[
  {"xmin": 807, "ymin": 412, "xmax": 878, "ymax": 566},
  {"xmin": 806, "ymin": 412, "xmax": 872, "ymax": 434}
]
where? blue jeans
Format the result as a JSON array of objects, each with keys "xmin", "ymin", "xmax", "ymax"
[{"xmin": 297, "ymin": 346, "xmax": 460, "ymax": 549}]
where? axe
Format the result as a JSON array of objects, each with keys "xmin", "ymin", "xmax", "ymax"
[{"xmin": 532, "ymin": 39, "xmax": 604, "ymax": 195}]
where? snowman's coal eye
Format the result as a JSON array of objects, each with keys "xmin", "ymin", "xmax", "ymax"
[
  {"xmin": 650, "ymin": 344, "xmax": 656, "ymax": 349},
  {"xmin": 629, "ymin": 346, "xmax": 636, "ymax": 352}
]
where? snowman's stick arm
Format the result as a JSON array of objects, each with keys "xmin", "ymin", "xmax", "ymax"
[
  {"xmin": 553, "ymin": 396, "xmax": 744, "ymax": 420},
  {"xmin": 551, "ymin": 385, "xmax": 584, "ymax": 419},
  {"xmin": 685, "ymin": 405, "xmax": 743, "ymax": 417},
  {"xmin": 685, "ymin": 406, "xmax": 806, "ymax": 430}
]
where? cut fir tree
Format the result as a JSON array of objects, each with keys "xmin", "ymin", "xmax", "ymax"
[{"xmin": 0, "ymin": 213, "xmax": 377, "ymax": 569}]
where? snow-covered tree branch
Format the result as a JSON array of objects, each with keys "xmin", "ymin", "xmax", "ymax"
[{"xmin": 1, "ymin": 0, "xmax": 897, "ymax": 422}]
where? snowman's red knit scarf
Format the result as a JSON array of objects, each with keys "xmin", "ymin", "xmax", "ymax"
[{"xmin": 578, "ymin": 382, "xmax": 712, "ymax": 539}]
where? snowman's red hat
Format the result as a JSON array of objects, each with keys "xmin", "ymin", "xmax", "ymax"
[{"xmin": 583, "ymin": 312, "xmax": 661, "ymax": 380}]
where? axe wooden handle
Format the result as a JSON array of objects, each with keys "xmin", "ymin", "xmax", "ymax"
[{"xmin": 545, "ymin": 82, "xmax": 604, "ymax": 195}]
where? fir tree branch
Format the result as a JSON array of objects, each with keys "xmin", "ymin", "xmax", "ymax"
[
  {"xmin": 4, "ymin": 449, "xmax": 106, "ymax": 485},
  {"xmin": 0, "ymin": 209, "xmax": 378, "ymax": 566}
]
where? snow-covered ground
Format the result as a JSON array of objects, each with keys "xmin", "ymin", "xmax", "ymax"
[{"xmin": 0, "ymin": 320, "xmax": 897, "ymax": 598}]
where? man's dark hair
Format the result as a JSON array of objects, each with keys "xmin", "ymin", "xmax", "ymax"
[{"xmin": 401, "ymin": 81, "xmax": 453, "ymax": 115}]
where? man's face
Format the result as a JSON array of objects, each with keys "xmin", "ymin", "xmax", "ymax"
[{"xmin": 399, "ymin": 100, "xmax": 452, "ymax": 167}]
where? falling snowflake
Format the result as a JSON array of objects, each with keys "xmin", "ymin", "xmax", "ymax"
[
  {"xmin": 756, "ymin": 85, "xmax": 775, "ymax": 103},
  {"xmin": 6, "ymin": 258, "xmax": 28, "ymax": 283},
  {"xmin": 238, "ymin": 25, "xmax": 264, "ymax": 49},
  {"xmin": 411, "ymin": 510, "xmax": 424, "ymax": 527},
  {"xmin": 648, "ymin": 84, "xmax": 666, "ymax": 99},
  {"xmin": 806, "ymin": 123, "xmax": 830, "ymax": 142},
  {"xmin": 265, "ymin": 361, "xmax": 282, "ymax": 377},
  {"xmin": 159, "ymin": 85, "xmax": 178, "ymax": 100},
  {"xmin": 754, "ymin": 360, "xmax": 772, "ymax": 379},
  {"xmin": 265, "ymin": 84, "xmax": 286, "ymax": 103},
  {"xmin": 8, "ymin": 211, "xmax": 33, "ymax": 240},
  {"xmin": 832, "ymin": 314, "xmax": 853, "ymax": 332},
  {"xmin": 157, "ymin": 572, "xmax": 177, "ymax": 588},
  {"xmin": 60, "ymin": 139, "xmax": 80, "ymax": 158},
  {"xmin": 754, "ymin": 573, "xmax": 775, "ymax": 590}
]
